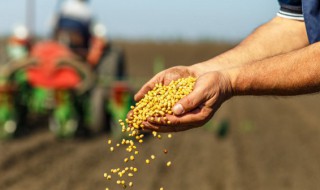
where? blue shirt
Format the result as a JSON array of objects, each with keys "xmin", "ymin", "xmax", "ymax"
[{"xmin": 278, "ymin": 0, "xmax": 320, "ymax": 44}]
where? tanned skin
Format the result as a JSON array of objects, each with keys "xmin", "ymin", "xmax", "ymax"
[{"xmin": 135, "ymin": 17, "xmax": 316, "ymax": 132}]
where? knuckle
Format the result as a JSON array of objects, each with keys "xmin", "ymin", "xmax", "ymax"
[
  {"xmin": 174, "ymin": 118, "xmax": 181, "ymax": 125},
  {"xmin": 199, "ymin": 109, "xmax": 210, "ymax": 121},
  {"xmin": 184, "ymin": 96, "xmax": 196, "ymax": 108}
]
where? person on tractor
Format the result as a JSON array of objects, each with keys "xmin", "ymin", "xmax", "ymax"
[
  {"xmin": 51, "ymin": 0, "xmax": 126, "ymax": 81},
  {"xmin": 52, "ymin": 0, "xmax": 125, "ymax": 80},
  {"xmin": 46, "ymin": 0, "xmax": 128, "ymax": 137},
  {"xmin": 6, "ymin": 25, "xmax": 31, "ymax": 61}
]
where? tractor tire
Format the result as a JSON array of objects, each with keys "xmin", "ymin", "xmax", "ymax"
[
  {"xmin": 0, "ymin": 104, "xmax": 25, "ymax": 140},
  {"xmin": 0, "ymin": 120, "xmax": 17, "ymax": 140},
  {"xmin": 96, "ymin": 47, "xmax": 126, "ymax": 89},
  {"xmin": 49, "ymin": 116, "xmax": 79, "ymax": 139},
  {"xmin": 89, "ymin": 87, "xmax": 107, "ymax": 134}
]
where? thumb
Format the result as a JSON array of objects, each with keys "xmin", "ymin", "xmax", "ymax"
[{"xmin": 172, "ymin": 88, "xmax": 204, "ymax": 115}]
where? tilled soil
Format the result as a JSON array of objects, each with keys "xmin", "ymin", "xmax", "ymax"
[{"xmin": 1, "ymin": 42, "xmax": 320, "ymax": 190}]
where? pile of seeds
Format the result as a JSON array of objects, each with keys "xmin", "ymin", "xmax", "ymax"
[{"xmin": 105, "ymin": 77, "xmax": 196, "ymax": 190}]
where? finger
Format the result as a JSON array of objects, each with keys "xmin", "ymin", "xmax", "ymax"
[
  {"xmin": 138, "ymin": 127, "xmax": 153, "ymax": 133},
  {"xmin": 147, "ymin": 115, "xmax": 170, "ymax": 126},
  {"xmin": 126, "ymin": 110, "xmax": 134, "ymax": 120},
  {"xmin": 134, "ymin": 66, "xmax": 191, "ymax": 101},
  {"xmin": 172, "ymin": 84, "xmax": 206, "ymax": 115},
  {"xmin": 142, "ymin": 121, "xmax": 190, "ymax": 133},
  {"xmin": 168, "ymin": 107, "xmax": 210, "ymax": 126},
  {"xmin": 134, "ymin": 73, "xmax": 163, "ymax": 101},
  {"xmin": 144, "ymin": 107, "xmax": 213, "ymax": 132}
]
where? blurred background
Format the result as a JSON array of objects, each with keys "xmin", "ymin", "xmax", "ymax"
[{"xmin": 1, "ymin": 1, "xmax": 320, "ymax": 190}]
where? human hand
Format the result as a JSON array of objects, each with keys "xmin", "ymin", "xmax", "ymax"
[
  {"xmin": 134, "ymin": 66, "xmax": 201, "ymax": 101},
  {"xmin": 143, "ymin": 71, "xmax": 233, "ymax": 132}
]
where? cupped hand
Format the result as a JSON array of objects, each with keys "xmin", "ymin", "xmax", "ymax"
[
  {"xmin": 134, "ymin": 66, "xmax": 201, "ymax": 102},
  {"xmin": 143, "ymin": 71, "xmax": 233, "ymax": 132}
]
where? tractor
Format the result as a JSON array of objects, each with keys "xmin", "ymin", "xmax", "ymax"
[
  {"xmin": 0, "ymin": 39, "xmax": 133, "ymax": 139},
  {"xmin": 0, "ymin": 0, "xmax": 134, "ymax": 140}
]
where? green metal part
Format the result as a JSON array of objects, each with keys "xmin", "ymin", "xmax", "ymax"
[
  {"xmin": 107, "ymin": 92, "xmax": 134, "ymax": 139},
  {"xmin": 0, "ymin": 94, "xmax": 17, "ymax": 140}
]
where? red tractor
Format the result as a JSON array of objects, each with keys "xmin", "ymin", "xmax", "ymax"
[
  {"xmin": 0, "ymin": 39, "xmax": 133, "ymax": 139},
  {"xmin": 0, "ymin": 0, "xmax": 133, "ymax": 139}
]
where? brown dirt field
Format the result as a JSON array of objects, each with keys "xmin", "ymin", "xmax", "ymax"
[{"xmin": 1, "ymin": 41, "xmax": 320, "ymax": 190}]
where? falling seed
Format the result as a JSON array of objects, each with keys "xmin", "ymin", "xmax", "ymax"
[
  {"xmin": 104, "ymin": 78, "xmax": 196, "ymax": 189},
  {"xmin": 152, "ymin": 131, "xmax": 157, "ymax": 137}
]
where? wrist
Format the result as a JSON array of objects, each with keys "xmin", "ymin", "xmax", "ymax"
[
  {"xmin": 222, "ymin": 67, "xmax": 241, "ymax": 97},
  {"xmin": 190, "ymin": 60, "xmax": 225, "ymax": 76},
  {"xmin": 189, "ymin": 63, "xmax": 207, "ymax": 76}
]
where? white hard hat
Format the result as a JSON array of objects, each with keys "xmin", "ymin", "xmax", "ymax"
[
  {"xmin": 60, "ymin": 0, "xmax": 92, "ymax": 22},
  {"xmin": 13, "ymin": 25, "xmax": 29, "ymax": 40},
  {"xmin": 92, "ymin": 23, "xmax": 107, "ymax": 38}
]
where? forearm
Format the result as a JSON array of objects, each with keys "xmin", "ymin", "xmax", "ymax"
[
  {"xmin": 229, "ymin": 42, "xmax": 320, "ymax": 96},
  {"xmin": 192, "ymin": 17, "xmax": 308, "ymax": 74}
]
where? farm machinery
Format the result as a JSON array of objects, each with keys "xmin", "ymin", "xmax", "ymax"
[
  {"xmin": 0, "ymin": 39, "xmax": 133, "ymax": 140},
  {"xmin": 0, "ymin": 0, "xmax": 134, "ymax": 140}
]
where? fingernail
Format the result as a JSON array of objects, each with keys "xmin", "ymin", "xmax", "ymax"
[{"xmin": 173, "ymin": 104, "xmax": 184, "ymax": 115}]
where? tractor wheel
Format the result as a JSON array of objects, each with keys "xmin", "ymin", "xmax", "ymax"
[
  {"xmin": 89, "ymin": 87, "xmax": 107, "ymax": 133},
  {"xmin": 0, "ymin": 120, "xmax": 17, "ymax": 140},
  {"xmin": 96, "ymin": 47, "xmax": 126, "ymax": 88},
  {"xmin": 49, "ymin": 116, "xmax": 79, "ymax": 139},
  {"xmin": 0, "ymin": 104, "xmax": 23, "ymax": 140}
]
